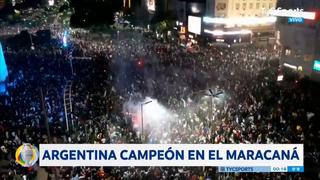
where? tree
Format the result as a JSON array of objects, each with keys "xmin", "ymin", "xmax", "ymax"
[{"xmin": 155, "ymin": 20, "xmax": 174, "ymax": 33}]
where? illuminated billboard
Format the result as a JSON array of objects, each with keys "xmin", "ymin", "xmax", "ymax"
[
  {"xmin": 313, "ymin": 60, "xmax": 320, "ymax": 71},
  {"xmin": 147, "ymin": 0, "xmax": 155, "ymax": 12},
  {"xmin": 188, "ymin": 16, "xmax": 201, "ymax": 35},
  {"xmin": 203, "ymin": 16, "xmax": 276, "ymax": 26}
]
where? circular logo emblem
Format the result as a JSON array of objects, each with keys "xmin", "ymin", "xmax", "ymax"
[{"xmin": 15, "ymin": 144, "xmax": 39, "ymax": 167}]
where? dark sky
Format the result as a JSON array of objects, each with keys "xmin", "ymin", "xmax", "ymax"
[{"xmin": 70, "ymin": 0, "xmax": 123, "ymax": 26}]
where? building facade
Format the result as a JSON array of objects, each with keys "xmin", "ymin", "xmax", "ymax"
[
  {"xmin": 176, "ymin": 0, "xmax": 205, "ymax": 23},
  {"xmin": 211, "ymin": 0, "xmax": 276, "ymax": 18},
  {"xmin": 175, "ymin": 0, "xmax": 277, "ymax": 44},
  {"xmin": 203, "ymin": 0, "xmax": 278, "ymax": 44}
]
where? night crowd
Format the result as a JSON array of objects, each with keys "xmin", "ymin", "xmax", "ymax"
[{"xmin": 0, "ymin": 26, "xmax": 319, "ymax": 180}]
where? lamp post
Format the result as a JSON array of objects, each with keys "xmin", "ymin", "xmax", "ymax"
[
  {"xmin": 207, "ymin": 89, "xmax": 222, "ymax": 121},
  {"xmin": 206, "ymin": 89, "xmax": 222, "ymax": 127},
  {"xmin": 40, "ymin": 88, "xmax": 51, "ymax": 143},
  {"xmin": 187, "ymin": 89, "xmax": 222, "ymax": 124},
  {"xmin": 140, "ymin": 100, "xmax": 152, "ymax": 141}
]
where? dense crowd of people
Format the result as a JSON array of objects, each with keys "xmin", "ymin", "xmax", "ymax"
[{"xmin": 0, "ymin": 23, "xmax": 319, "ymax": 179}]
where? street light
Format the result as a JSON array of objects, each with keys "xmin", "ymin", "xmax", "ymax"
[
  {"xmin": 141, "ymin": 100, "xmax": 152, "ymax": 141},
  {"xmin": 186, "ymin": 88, "xmax": 222, "ymax": 122},
  {"xmin": 205, "ymin": 89, "xmax": 223, "ymax": 127},
  {"xmin": 29, "ymin": 34, "xmax": 34, "ymax": 50}
]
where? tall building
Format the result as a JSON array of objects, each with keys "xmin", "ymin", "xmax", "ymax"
[
  {"xmin": 208, "ymin": 0, "xmax": 276, "ymax": 18},
  {"xmin": 175, "ymin": 0, "xmax": 277, "ymax": 44},
  {"xmin": 175, "ymin": 0, "xmax": 206, "ymax": 41},
  {"xmin": 145, "ymin": 0, "xmax": 177, "ymax": 22},
  {"xmin": 203, "ymin": 0, "xmax": 278, "ymax": 44},
  {"xmin": 274, "ymin": 0, "xmax": 320, "ymax": 80}
]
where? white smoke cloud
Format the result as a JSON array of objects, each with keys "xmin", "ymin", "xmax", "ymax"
[{"xmin": 123, "ymin": 96, "xmax": 175, "ymax": 139}]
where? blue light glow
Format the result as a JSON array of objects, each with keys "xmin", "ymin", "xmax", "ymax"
[
  {"xmin": 313, "ymin": 60, "xmax": 320, "ymax": 72},
  {"xmin": 0, "ymin": 42, "xmax": 8, "ymax": 94},
  {"xmin": 0, "ymin": 42, "xmax": 8, "ymax": 82},
  {"xmin": 63, "ymin": 31, "xmax": 68, "ymax": 48},
  {"xmin": 288, "ymin": 17, "xmax": 304, "ymax": 23},
  {"xmin": 0, "ymin": 83, "xmax": 6, "ymax": 94}
]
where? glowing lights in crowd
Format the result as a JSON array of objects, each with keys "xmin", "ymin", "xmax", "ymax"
[
  {"xmin": 283, "ymin": 63, "xmax": 297, "ymax": 70},
  {"xmin": 63, "ymin": 31, "xmax": 68, "ymax": 48},
  {"xmin": 267, "ymin": 8, "xmax": 316, "ymax": 20},
  {"xmin": 216, "ymin": 39, "xmax": 225, "ymax": 42},
  {"xmin": 204, "ymin": 29, "xmax": 252, "ymax": 36},
  {"xmin": 277, "ymin": 75, "xmax": 284, "ymax": 82},
  {"xmin": 203, "ymin": 16, "xmax": 277, "ymax": 26}
]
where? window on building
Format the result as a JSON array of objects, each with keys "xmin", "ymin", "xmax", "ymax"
[
  {"xmin": 262, "ymin": 3, "xmax": 266, "ymax": 8},
  {"xmin": 249, "ymin": 3, "xmax": 253, "ymax": 9},
  {"xmin": 256, "ymin": 3, "xmax": 260, "ymax": 9},
  {"xmin": 242, "ymin": 3, "xmax": 246, "ymax": 10},
  {"xmin": 236, "ymin": 3, "xmax": 240, "ymax": 10},
  {"xmin": 269, "ymin": 3, "xmax": 273, "ymax": 9},
  {"xmin": 285, "ymin": 49, "xmax": 291, "ymax": 56},
  {"xmin": 217, "ymin": 3, "xmax": 226, "ymax": 11}
]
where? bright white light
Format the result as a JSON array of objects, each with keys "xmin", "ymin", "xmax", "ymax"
[
  {"xmin": 191, "ymin": 6, "xmax": 200, "ymax": 13},
  {"xmin": 203, "ymin": 16, "xmax": 277, "ymax": 26},
  {"xmin": 63, "ymin": 31, "xmax": 68, "ymax": 48},
  {"xmin": 143, "ymin": 98, "xmax": 170, "ymax": 125},
  {"xmin": 314, "ymin": 62, "xmax": 320, "ymax": 69},
  {"xmin": 277, "ymin": 75, "xmax": 284, "ymax": 81},
  {"xmin": 124, "ymin": 97, "xmax": 174, "ymax": 135},
  {"xmin": 188, "ymin": 16, "xmax": 201, "ymax": 35},
  {"xmin": 283, "ymin": 63, "xmax": 297, "ymax": 70},
  {"xmin": 48, "ymin": 0, "xmax": 54, "ymax": 6},
  {"xmin": 268, "ymin": 8, "xmax": 315, "ymax": 20},
  {"xmin": 204, "ymin": 29, "xmax": 252, "ymax": 36},
  {"xmin": 216, "ymin": 38, "xmax": 224, "ymax": 42},
  {"xmin": 147, "ymin": 0, "xmax": 155, "ymax": 12}
]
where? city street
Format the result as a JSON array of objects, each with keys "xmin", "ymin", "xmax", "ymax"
[{"xmin": 0, "ymin": 0, "xmax": 319, "ymax": 179}]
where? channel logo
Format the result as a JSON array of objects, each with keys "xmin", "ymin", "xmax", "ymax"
[{"xmin": 15, "ymin": 143, "xmax": 39, "ymax": 167}]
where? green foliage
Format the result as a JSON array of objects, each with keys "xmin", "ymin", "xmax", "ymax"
[{"xmin": 155, "ymin": 20, "xmax": 174, "ymax": 32}]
